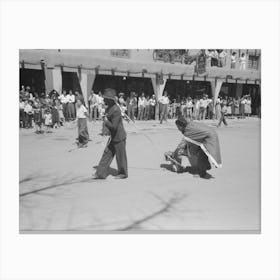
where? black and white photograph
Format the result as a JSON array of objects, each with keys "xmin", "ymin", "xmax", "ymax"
[
  {"xmin": 1, "ymin": 1, "xmax": 280, "ymax": 279},
  {"xmin": 19, "ymin": 49, "xmax": 261, "ymax": 232}
]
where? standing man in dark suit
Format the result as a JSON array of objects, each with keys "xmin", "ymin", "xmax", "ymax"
[{"xmin": 93, "ymin": 88, "xmax": 128, "ymax": 179}]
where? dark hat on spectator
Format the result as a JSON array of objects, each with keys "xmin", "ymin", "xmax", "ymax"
[{"xmin": 103, "ymin": 88, "xmax": 116, "ymax": 101}]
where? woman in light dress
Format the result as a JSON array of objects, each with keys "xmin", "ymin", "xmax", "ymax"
[
  {"xmin": 215, "ymin": 96, "xmax": 222, "ymax": 120},
  {"xmin": 227, "ymin": 97, "xmax": 233, "ymax": 118},
  {"xmin": 244, "ymin": 96, "xmax": 252, "ymax": 117},
  {"xmin": 240, "ymin": 53, "xmax": 246, "ymax": 70},
  {"xmin": 233, "ymin": 97, "xmax": 240, "ymax": 118}
]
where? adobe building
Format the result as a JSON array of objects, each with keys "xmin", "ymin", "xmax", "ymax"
[{"xmin": 19, "ymin": 49, "xmax": 261, "ymax": 117}]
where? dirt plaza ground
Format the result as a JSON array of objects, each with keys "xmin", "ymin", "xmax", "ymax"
[{"xmin": 19, "ymin": 117, "xmax": 261, "ymax": 232}]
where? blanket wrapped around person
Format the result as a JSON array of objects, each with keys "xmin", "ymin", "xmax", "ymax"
[{"xmin": 165, "ymin": 116, "xmax": 222, "ymax": 177}]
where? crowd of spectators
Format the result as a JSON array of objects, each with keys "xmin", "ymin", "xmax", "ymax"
[
  {"xmin": 19, "ymin": 85, "xmax": 254, "ymax": 133},
  {"xmin": 19, "ymin": 86, "xmax": 84, "ymax": 133},
  {"xmin": 154, "ymin": 49, "xmax": 250, "ymax": 70}
]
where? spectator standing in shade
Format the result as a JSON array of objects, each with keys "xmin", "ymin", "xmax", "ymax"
[
  {"xmin": 226, "ymin": 97, "xmax": 233, "ymax": 118},
  {"xmin": 88, "ymin": 90, "xmax": 99, "ymax": 122},
  {"xmin": 19, "ymin": 97, "xmax": 25, "ymax": 128},
  {"xmin": 144, "ymin": 95, "xmax": 150, "ymax": 120},
  {"xmin": 159, "ymin": 91, "xmax": 170, "ymax": 124},
  {"xmin": 207, "ymin": 97, "xmax": 214, "ymax": 120},
  {"xmin": 148, "ymin": 94, "xmax": 156, "ymax": 120},
  {"xmin": 192, "ymin": 98, "xmax": 199, "ymax": 120},
  {"xmin": 215, "ymin": 96, "xmax": 222, "ymax": 120},
  {"xmin": 198, "ymin": 95, "xmax": 208, "ymax": 120},
  {"xmin": 233, "ymin": 97, "xmax": 240, "ymax": 118},
  {"xmin": 185, "ymin": 97, "xmax": 193, "ymax": 119},
  {"xmin": 127, "ymin": 91, "xmax": 137, "ymax": 122},
  {"xmin": 24, "ymin": 100, "xmax": 34, "ymax": 128},
  {"xmin": 240, "ymin": 96, "xmax": 247, "ymax": 119},
  {"xmin": 59, "ymin": 90, "xmax": 68, "ymax": 121},
  {"xmin": 118, "ymin": 92, "xmax": 127, "ymax": 113},
  {"xmin": 245, "ymin": 96, "xmax": 252, "ymax": 117},
  {"xmin": 97, "ymin": 92, "xmax": 104, "ymax": 120},
  {"xmin": 57, "ymin": 100, "xmax": 65, "ymax": 126},
  {"xmin": 67, "ymin": 90, "xmax": 76, "ymax": 120},
  {"xmin": 137, "ymin": 93, "xmax": 146, "ymax": 120},
  {"xmin": 33, "ymin": 98, "xmax": 44, "ymax": 134},
  {"xmin": 51, "ymin": 99, "xmax": 60, "ymax": 128},
  {"xmin": 217, "ymin": 98, "xmax": 228, "ymax": 127}
]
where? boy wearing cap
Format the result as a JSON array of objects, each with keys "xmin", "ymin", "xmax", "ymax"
[{"xmin": 93, "ymin": 88, "xmax": 128, "ymax": 179}]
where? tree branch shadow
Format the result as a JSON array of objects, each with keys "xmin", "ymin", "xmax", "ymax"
[
  {"xmin": 19, "ymin": 173, "xmax": 93, "ymax": 198},
  {"xmin": 117, "ymin": 192, "xmax": 188, "ymax": 231}
]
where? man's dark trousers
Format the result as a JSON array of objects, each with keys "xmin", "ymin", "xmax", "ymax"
[{"xmin": 96, "ymin": 139, "xmax": 128, "ymax": 179}]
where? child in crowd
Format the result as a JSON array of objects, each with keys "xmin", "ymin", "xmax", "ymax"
[
  {"xmin": 33, "ymin": 99, "xmax": 44, "ymax": 134},
  {"xmin": 76, "ymin": 97, "xmax": 89, "ymax": 148},
  {"xmin": 44, "ymin": 109, "xmax": 53, "ymax": 133}
]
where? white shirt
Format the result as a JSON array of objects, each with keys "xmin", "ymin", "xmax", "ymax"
[
  {"xmin": 90, "ymin": 94, "xmax": 98, "ymax": 105},
  {"xmin": 119, "ymin": 97, "xmax": 126, "ymax": 106},
  {"xmin": 76, "ymin": 105, "xmax": 87, "ymax": 119},
  {"xmin": 24, "ymin": 104, "xmax": 33, "ymax": 114},
  {"xmin": 138, "ymin": 97, "xmax": 146, "ymax": 107},
  {"xmin": 97, "ymin": 96, "xmax": 104, "ymax": 105},
  {"xmin": 240, "ymin": 56, "xmax": 246, "ymax": 64},
  {"xmin": 159, "ymin": 96, "xmax": 169, "ymax": 105},
  {"xmin": 44, "ymin": 113, "xmax": 52, "ymax": 125},
  {"xmin": 67, "ymin": 94, "xmax": 75, "ymax": 103},
  {"xmin": 149, "ymin": 98, "xmax": 156, "ymax": 106},
  {"xmin": 199, "ymin": 99, "xmax": 208, "ymax": 108},
  {"xmin": 19, "ymin": 101, "xmax": 25, "ymax": 110},
  {"xmin": 219, "ymin": 51, "xmax": 227, "ymax": 58},
  {"xmin": 60, "ymin": 95, "xmax": 68, "ymax": 104}
]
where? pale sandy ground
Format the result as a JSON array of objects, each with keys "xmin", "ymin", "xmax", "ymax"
[{"xmin": 19, "ymin": 117, "xmax": 261, "ymax": 232}]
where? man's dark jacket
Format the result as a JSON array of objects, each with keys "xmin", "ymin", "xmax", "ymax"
[{"xmin": 104, "ymin": 104, "xmax": 126, "ymax": 143}]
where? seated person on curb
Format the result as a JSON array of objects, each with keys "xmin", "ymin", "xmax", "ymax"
[{"xmin": 165, "ymin": 116, "xmax": 222, "ymax": 179}]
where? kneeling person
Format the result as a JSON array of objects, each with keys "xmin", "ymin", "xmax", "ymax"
[{"xmin": 167, "ymin": 116, "xmax": 222, "ymax": 178}]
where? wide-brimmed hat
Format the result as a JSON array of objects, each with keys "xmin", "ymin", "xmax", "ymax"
[{"xmin": 103, "ymin": 88, "xmax": 116, "ymax": 101}]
